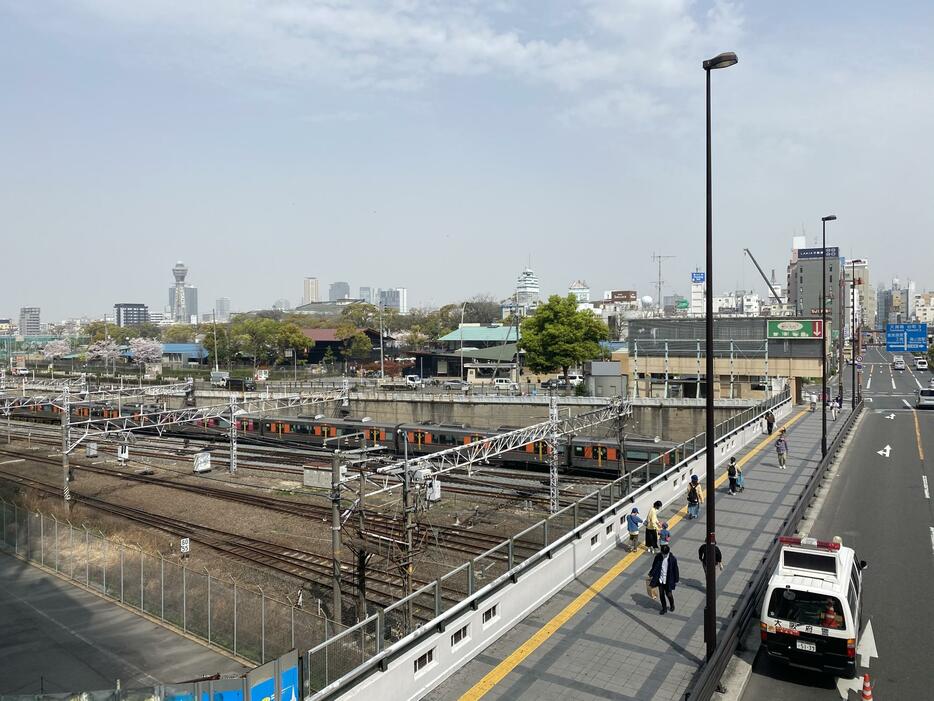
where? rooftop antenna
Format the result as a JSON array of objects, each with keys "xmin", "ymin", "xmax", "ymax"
[{"xmin": 652, "ymin": 252, "xmax": 676, "ymax": 314}]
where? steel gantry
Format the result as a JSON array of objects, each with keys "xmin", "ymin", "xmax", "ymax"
[
  {"xmin": 0, "ymin": 386, "xmax": 347, "ymax": 502},
  {"xmin": 365, "ymin": 397, "xmax": 631, "ymax": 513}
]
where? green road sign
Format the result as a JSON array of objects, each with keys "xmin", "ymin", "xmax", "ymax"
[{"xmin": 767, "ymin": 319, "xmax": 823, "ymax": 339}]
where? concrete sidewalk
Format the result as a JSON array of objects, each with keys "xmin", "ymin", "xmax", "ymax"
[{"xmin": 427, "ymin": 405, "xmax": 851, "ymax": 701}]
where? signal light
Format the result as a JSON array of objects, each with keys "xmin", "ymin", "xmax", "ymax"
[{"xmin": 778, "ymin": 536, "xmax": 840, "ymax": 551}]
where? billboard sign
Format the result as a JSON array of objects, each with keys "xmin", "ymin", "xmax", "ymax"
[
  {"xmin": 691, "ymin": 272, "xmax": 706, "ymax": 283},
  {"xmin": 609, "ymin": 290, "xmax": 637, "ymax": 302},
  {"xmin": 886, "ymin": 323, "xmax": 928, "ymax": 352},
  {"xmin": 767, "ymin": 319, "xmax": 824, "ymax": 339},
  {"xmin": 676, "ymin": 299, "xmax": 689, "ymax": 310},
  {"xmin": 797, "ymin": 247, "xmax": 840, "ymax": 260}
]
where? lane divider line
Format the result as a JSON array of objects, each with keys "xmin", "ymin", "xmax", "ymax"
[
  {"xmin": 930, "ymin": 527, "xmax": 934, "ymax": 558},
  {"xmin": 911, "ymin": 408, "xmax": 925, "ymax": 462},
  {"xmin": 457, "ymin": 410, "xmax": 808, "ymax": 701},
  {"xmin": 923, "ymin": 475, "xmax": 929, "ymax": 500}
]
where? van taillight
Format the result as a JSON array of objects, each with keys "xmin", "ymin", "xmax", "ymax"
[
  {"xmin": 846, "ymin": 639, "xmax": 856, "ymax": 658},
  {"xmin": 760, "ymin": 622, "xmax": 768, "ymax": 641}
]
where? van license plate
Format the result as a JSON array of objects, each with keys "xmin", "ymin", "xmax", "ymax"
[{"xmin": 796, "ymin": 640, "xmax": 817, "ymax": 652}]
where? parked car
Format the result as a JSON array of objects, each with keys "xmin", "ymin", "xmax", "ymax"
[
  {"xmin": 9, "ymin": 367, "xmax": 29, "ymax": 376},
  {"xmin": 541, "ymin": 378, "xmax": 568, "ymax": 389},
  {"xmin": 442, "ymin": 379, "xmax": 470, "ymax": 391},
  {"xmin": 566, "ymin": 373, "xmax": 584, "ymax": 387}
]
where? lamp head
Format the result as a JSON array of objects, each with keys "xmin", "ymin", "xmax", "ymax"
[
  {"xmin": 703, "ymin": 52, "xmax": 738, "ymax": 70},
  {"xmin": 822, "ymin": 215, "xmax": 837, "ymax": 222}
]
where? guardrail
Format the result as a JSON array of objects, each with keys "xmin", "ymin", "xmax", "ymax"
[
  {"xmin": 681, "ymin": 398, "xmax": 863, "ymax": 701},
  {"xmin": 304, "ymin": 388, "xmax": 792, "ymax": 699}
]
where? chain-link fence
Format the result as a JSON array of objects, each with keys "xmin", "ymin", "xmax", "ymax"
[{"xmin": 0, "ymin": 501, "xmax": 342, "ymax": 664}]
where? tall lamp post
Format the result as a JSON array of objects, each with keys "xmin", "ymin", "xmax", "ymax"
[
  {"xmin": 821, "ymin": 214, "xmax": 836, "ymax": 458},
  {"xmin": 702, "ymin": 50, "xmax": 737, "ymax": 661}
]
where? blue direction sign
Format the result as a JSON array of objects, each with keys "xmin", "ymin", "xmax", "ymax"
[
  {"xmin": 691, "ymin": 272, "xmax": 706, "ymax": 283},
  {"xmin": 886, "ymin": 323, "xmax": 928, "ymax": 352}
]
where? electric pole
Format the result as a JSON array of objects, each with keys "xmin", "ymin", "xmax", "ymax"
[{"xmin": 331, "ymin": 450, "xmax": 343, "ymax": 625}]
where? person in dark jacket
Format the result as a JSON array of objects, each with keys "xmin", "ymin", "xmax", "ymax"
[
  {"xmin": 698, "ymin": 543, "xmax": 723, "ymax": 573},
  {"xmin": 648, "ymin": 544, "xmax": 680, "ymax": 614}
]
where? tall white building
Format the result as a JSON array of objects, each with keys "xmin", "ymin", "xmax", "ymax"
[
  {"xmin": 516, "ymin": 268, "xmax": 540, "ymax": 308},
  {"xmin": 303, "ymin": 277, "xmax": 320, "ymax": 305},
  {"xmin": 569, "ymin": 280, "xmax": 591, "ymax": 303},
  {"xmin": 215, "ymin": 297, "xmax": 231, "ymax": 322}
]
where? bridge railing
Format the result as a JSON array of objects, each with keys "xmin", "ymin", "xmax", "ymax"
[{"xmin": 303, "ymin": 387, "xmax": 792, "ymax": 699}]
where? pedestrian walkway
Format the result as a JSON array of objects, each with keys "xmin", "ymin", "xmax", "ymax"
[{"xmin": 427, "ymin": 405, "xmax": 851, "ymax": 701}]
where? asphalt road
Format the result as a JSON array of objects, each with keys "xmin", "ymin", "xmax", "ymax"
[{"xmin": 742, "ymin": 347, "xmax": 934, "ymax": 700}]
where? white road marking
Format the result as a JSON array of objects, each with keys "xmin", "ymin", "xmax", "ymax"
[
  {"xmin": 923, "ymin": 475, "xmax": 930, "ymax": 500},
  {"xmin": 890, "ymin": 369, "xmax": 896, "ymax": 390},
  {"xmin": 0, "ymin": 458, "xmax": 25, "ymax": 465},
  {"xmin": 930, "ymin": 527, "xmax": 934, "ymax": 557},
  {"xmin": 885, "ymin": 413, "xmax": 895, "ymax": 420},
  {"xmin": 857, "ymin": 620, "xmax": 878, "ymax": 668},
  {"xmin": 903, "ymin": 399, "xmax": 913, "ymax": 409},
  {"xmin": 877, "ymin": 445, "xmax": 891, "ymax": 458},
  {"xmin": 837, "ymin": 676, "xmax": 863, "ymax": 699},
  {"xmin": 866, "ymin": 376, "xmax": 872, "ymax": 389}
]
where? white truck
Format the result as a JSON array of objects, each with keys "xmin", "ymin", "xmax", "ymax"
[{"xmin": 210, "ymin": 370, "xmax": 230, "ymax": 387}]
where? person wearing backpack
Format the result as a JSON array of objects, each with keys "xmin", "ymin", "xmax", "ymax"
[
  {"xmin": 686, "ymin": 475, "xmax": 704, "ymax": 519},
  {"xmin": 727, "ymin": 457, "xmax": 739, "ymax": 495},
  {"xmin": 775, "ymin": 429, "xmax": 789, "ymax": 469}
]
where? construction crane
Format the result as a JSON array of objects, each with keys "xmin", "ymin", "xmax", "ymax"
[{"xmin": 743, "ymin": 248, "xmax": 783, "ymax": 304}]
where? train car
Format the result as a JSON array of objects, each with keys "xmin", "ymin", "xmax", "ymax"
[{"xmin": 569, "ymin": 436, "xmax": 680, "ymax": 475}]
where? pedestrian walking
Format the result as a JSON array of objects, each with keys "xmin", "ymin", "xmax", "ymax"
[
  {"xmin": 765, "ymin": 410, "xmax": 775, "ymax": 435},
  {"xmin": 645, "ymin": 500, "xmax": 662, "ymax": 553},
  {"xmin": 626, "ymin": 507, "xmax": 643, "ymax": 552},
  {"xmin": 830, "ymin": 398, "xmax": 838, "ymax": 421},
  {"xmin": 648, "ymin": 544, "xmax": 680, "ymax": 615},
  {"xmin": 697, "ymin": 542, "xmax": 723, "ymax": 573},
  {"xmin": 686, "ymin": 475, "xmax": 704, "ymax": 519},
  {"xmin": 727, "ymin": 457, "xmax": 738, "ymax": 495},
  {"xmin": 659, "ymin": 521, "xmax": 671, "ymax": 547},
  {"xmin": 775, "ymin": 430, "xmax": 789, "ymax": 469}
]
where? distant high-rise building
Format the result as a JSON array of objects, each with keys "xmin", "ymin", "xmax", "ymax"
[
  {"xmin": 114, "ymin": 303, "xmax": 150, "ymax": 328},
  {"xmin": 168, "ymin": 261, "xmax": 198, "ymax": 323},
  {"xmin": 843, "ymin": 259, "xmax": 873, "ymax": 331},
  {"xmin": 502, "ymin": 267, "xmax": 541, "ymax": 319},
  {"xmin": 378, "ymin": 287, "xmax": 408, "ymax": 314},
  {"xmin": 359, "ymin": 286, "xmax": 373, "ymax": 305},
  {"xmin": 19, "ymin": 307, "xmax": 40, "ymax": 335},
  {"xmin": 786, "ymin": 243, "xmax": 842, "ymax": 322},
  {"xmin": 303, "ymin": 277, "xmax": 320, "ymax": 305},
  {"xmin": 329, "ymin": 281, "xmax": 350, "ymax": 301},
  {"xmin": 215, "ymin": 297, "xmax": 231, "ymax": 322}
]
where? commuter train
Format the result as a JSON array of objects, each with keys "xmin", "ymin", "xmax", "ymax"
[{"xmin": 4, "ymin": 401, "xmax": 679, "ymax": 475}]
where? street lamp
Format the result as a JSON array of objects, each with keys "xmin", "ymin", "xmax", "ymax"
[
  {"xmin": 702, "ymin": 50, "xmax": 737, "ymax": 662},
  {"xmin": 460, "ymin": 302, "xmax": 468, "ymax": 380},
  {"xmin": 821, "ymin": 214, "xmax": 836, "ymax": 458}
]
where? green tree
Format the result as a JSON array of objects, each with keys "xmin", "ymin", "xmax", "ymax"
[
  {"xmin": 463, "ymin": 294, "xmax": 502, "ymax": 324},
  {"xmin": 162, "ymin": 325, "xmax": 196, "ymax": 343},
  {"xmin": 202, "ymin": 323, "xmax": 234, "ymax": 368},
  {"xmin": 519, "ymin": 295, "xmax": 608, "ymax": 379},
  {"xmin": 340, "ymin": 303, "xmax": 379, "ymax": 329},
  {"xmin": 343, "ymin": 332, "xmax": 373, "ymax": 363}
]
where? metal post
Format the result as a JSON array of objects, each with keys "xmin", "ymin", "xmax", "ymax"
[
  {"xmin": 12, "ymin": 502, "xmax": 18, "ymax": 555},
  {"xmin": 182, "ymin": 566, "xmax": 187, "ymax": 630},
  {"xmin": 331, "ymin": 451, "xmax": 343, "ymax": 626},
  {"xmin": 696, "ymin": 340, "xmax": 702, "ymax": 396},
  {"xmin": 664, "ymin": 341, "xmax": 670, "ymax": 398},
  {"xmin": 61, "ymin": 386, "xmax": 71, "ymax": 502},
  {"xmin": 228, "ymin": 399, "xmax": 238, "ymax": 475},
  {"xmin": 40, "ymin": 512, "xmax": 44, "ymax": 565},
  {"xmin": 160, "ymin": 555, "xmax": 164, "ymax": 620},
  {"xmin": 85, "ymin": 527, "xmax": 90, "ymax": 585},
  {"xmin": 632, "ymin": 341, "xmax": 639, "ymax": 398},
  {"xmin": 701, "ymin": 52, "xmax": 738, "ymax": 661},
  {"xmin": 379, "ymin": 304, "xmax": 385, "ymax": 379},
  {"xmin": 261, "ymin": 589, "xmax": 266, "ymax": 663},
  {"xmin": 233, "ymin": 580, "xmax": 238, "ymax": 654},
  {"xmin": 729, "ymin": 340, "xmax": 735, "ymax": 399},
  {"xmin": 548, "ymin": 396, "xmax": 560, "ymax": 514},
  {"xmin": 139, "ymin": 546, "xmax": 144, "ymax": 610},
  {"xmin": 851, "ymin": 261, "xmax": 857, "ymax": 409},
  {"xmin": 54, "ymin": 517, "xmax": 59, "ymax": 571},
  {"xmin": 402, "ymin": 434, "xmax": 414, "ymax": 633},
  {"xmin": 207, "ymin": 571, "xmax": 212, "ymax": 642},
  {"xmin": 120, "ymin": 546, "xmax": 125, "ymax": 602},
  {"xmin": 821, "ymin": 216, "xmax": 832, "ymax": 458}
]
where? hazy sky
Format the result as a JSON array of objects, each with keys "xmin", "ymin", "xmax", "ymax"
[{"xmin": 3, "ymin": 1, "xmax": 933, "ymax": 321}]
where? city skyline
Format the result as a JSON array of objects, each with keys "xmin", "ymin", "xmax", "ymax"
[{"xmin": 2, "ymin": 2, "xmax": 933, "ymax": 320}]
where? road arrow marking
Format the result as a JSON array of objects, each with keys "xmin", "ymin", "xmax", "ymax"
[
  {"xmin": 877, "ymin": 445, "xmax": 891, "ymax": 458},
  {"xmin": 924, "ymin": 475, "xmax": 930, "ymax": 500},
  {"xmin": 885, "ymin": 413, "xmax": 895, "ymax": 420},
  {"xmin": 857, "ymin": 620, "xmax": 878, "ymax": 668},
  {"xmin": 837, "ymin": 675, "xmax": 863, "ymax": 699}
]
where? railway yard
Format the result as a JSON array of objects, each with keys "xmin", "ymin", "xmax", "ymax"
[{"xmin": 0, "ymin": 393, "xmax": 645, "ymax": 633}]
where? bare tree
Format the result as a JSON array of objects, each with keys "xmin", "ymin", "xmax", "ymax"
[{"xmin": 42, "ymin": 339, "xmax": 71, "ymax": 379}]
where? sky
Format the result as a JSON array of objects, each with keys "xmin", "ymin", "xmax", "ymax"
[{"xmin": 2, "ymin": 0, "xmax": 933, "ymax": 322}]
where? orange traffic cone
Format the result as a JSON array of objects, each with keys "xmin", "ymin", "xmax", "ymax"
[{"xmin": 860, "ymin": 673, "xmax": 873, "ymax": 700}]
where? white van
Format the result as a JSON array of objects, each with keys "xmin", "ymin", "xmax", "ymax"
[
  {"xmin": 916, "ymin": 357, "xmax": 928, "ymax": 371},
  {"xmin": 760, "ymin": 536, "xmax": 867, "ymax": 679},
  {"xmin": 493, "ymin": 377, "xmax": 519, "ymax": 392},
  {"xmin": 566, "ymin": 373, "xmax": 584, "ymax": 387},
  {"xmin": 892, "ymin": 356, "xmax": 906, "ymax": 371}
]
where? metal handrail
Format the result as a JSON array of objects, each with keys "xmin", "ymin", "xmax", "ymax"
[
  {"xmin": 306, "ymin": 389, "xmax": 792, "ymax": 697},
  {"xmin": 682, "ymin": 399, "xmax": 863, "ymax": 700}
]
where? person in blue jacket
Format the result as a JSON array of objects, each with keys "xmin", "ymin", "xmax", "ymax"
[{"xmin": 648, "ymin": 544, "xmax": 680, "ymax": 614}]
